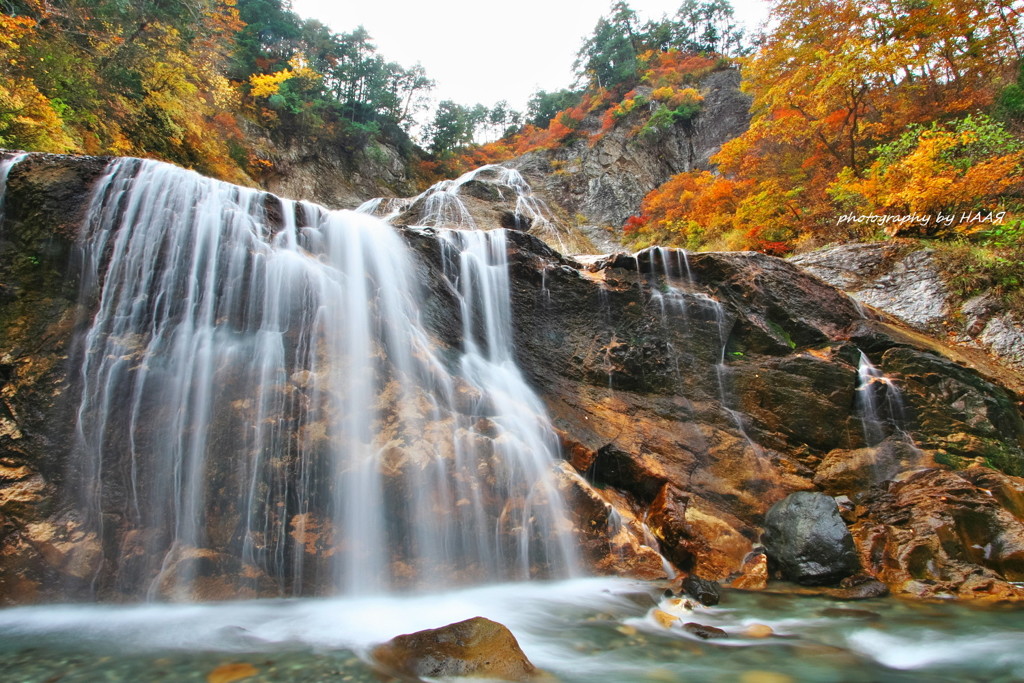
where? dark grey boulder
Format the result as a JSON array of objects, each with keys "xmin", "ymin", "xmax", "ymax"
[{"xmin": 762, "ymin": 492, "xmax": 860, "ymax": 586}]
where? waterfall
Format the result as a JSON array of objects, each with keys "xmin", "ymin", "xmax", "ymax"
[
  {"xmin": 415, "ymin": 178, "xmax": 476, "ymax": 228},
  {"xmin": 629, "ymin": 246, "xmax": 772, "ymax": 488},
  {"xmin": 364, "ymin": 163, "xmax": 575, "ymax": 251},
  {"xmin": 0, "ymin": 152, "xmax": 27, "ymax": 223},
  {"xmin": 856, "ymin": 351, "xmax": 908, "ymax": 446},
  {"xmin": 71, "ymin": 158, "xmax": 577, "ymax": 600}
]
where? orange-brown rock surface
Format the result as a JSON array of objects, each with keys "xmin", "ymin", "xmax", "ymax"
[{"xmin": 371, "ymin": 617, "xmax": 537, "ymax": 681}]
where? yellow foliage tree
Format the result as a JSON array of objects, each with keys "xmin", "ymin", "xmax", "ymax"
[
  {"xmin": 248, "ymin": 55, "xmax": 322, "ymax": 99},
  {"xmin": 829, "ymin": 117, "xmax": 1024, "ymax": 235}
]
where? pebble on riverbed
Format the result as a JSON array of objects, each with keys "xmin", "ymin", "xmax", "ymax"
[{"xmin": 683, "ymin": 622, "xmax": 728, "ymax": 639}]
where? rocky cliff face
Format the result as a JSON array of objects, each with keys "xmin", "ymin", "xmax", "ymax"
[
  {"xmin": 242, "ymin": 126, "xmax": 420, "ymax": 210},
  {"xmin": 1, "ymin": 152, "xmax": 1023, "ymax": 604},
  {"xmin": 349, "ymin": 70, "xmax": 751, "ymax": 256},
  {"xmin": 509, "ymin": 69, "xmax": 751, "ymax": 252},
  {"xmin": 791, "ymin": 241, "xmax": 1024, "ymax": 375}
]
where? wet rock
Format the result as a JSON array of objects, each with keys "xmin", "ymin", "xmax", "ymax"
[
  {"xmin": 681, "ymin": 576, "xmax": 721, "ymax": 606},
  {"xmin": 500, "ymin": 210, "xmax": 532, "ymax": 231},
  {"xmin": 850, "ymin": 467, "xmax": 1024, "ymax": 599},
  {"xmin": 553, "ymin": 464, "xmax": 669, "ymax": 581},
  {"xmin": 791, "ymin": 241, "xmax": 1024, "ymax": 373},
  {"xmin": 815, "ymin": 438, "xmax": 928, "ymax": 495},
  {"xmin": 647, "ymin": 484, "xmax": 755, "ymax": 580},
  {"xmin": 754, "ymin": 579, "xmax": 888, "ymax": 600},
  {"xmin": 459, "ymin": 178, "xmax": 503, "ymax": 202},
  {"xmin": 683, "ymin": 622, "xmax": 728, "ymax": 639},
  {"xmin": 829, "ymin": 575, "xmax": 890, "ymax": 600},
  {"xmin": 876, "ymin": 346, "xmax": 1024, "ymax": 477},
  {"xmin": 762, "ymin": 492, "xmax": 860, "ymax": 586},
  {"xmin": 834, "ymin": 496, "xmax": 856, "ymax": 524},
  {"xmin": 744, "ymin": 624, "xmax": 774, "ymax": 638},
  {"xmin": 731, "ymin": 551, "xmax": 768, "ymax": 591},
  {"xmin": 371, "ymin": 617, "xmax": 536, "ymax": 681},
  {"xmin": 652, "ymin": 608, "xmax": 680, "ymax": 628},
  {"xmin": 206, "ymin": 662, "xmax": 260, "ymax": 683}
]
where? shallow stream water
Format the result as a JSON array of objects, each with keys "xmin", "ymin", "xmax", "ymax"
[{"xmin": 1, "ymin": 578, "xmax": 1023, "ymax": 682}]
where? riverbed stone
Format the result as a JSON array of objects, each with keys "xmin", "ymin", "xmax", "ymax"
[
  {"xmin": 684, "ymin": 622, "xmax": 728, "ymax": 639},
  {"xmin": 681, "ymin": 575, "xmax": 721, "ymax": 606},
  {"xmin": 762, "ymin": 492, "xmax": 860, "ymax": 585},
  {"xmin": 371, "ymin": 617, "xmax": 536, "ymax": 681}
]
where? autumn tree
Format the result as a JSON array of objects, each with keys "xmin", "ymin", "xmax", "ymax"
[
  {"xmin": 0, "ymin": 9, "xmax": 75, "ymax": 151},
  {"xmin": 669, "ymin": 0, "xmax": 745, "ymax": 55},
  {"xmin": 526, "ymin": 89, "xmax": 583, "ymax": 128},
  {"xmin": 829, "ymin": 115, "xmax": 1024, "ymax": 233},
  {"xmin": 575, "ymin": 1, "xmax": 642, "ymax": 90},
  {"xmin": 0, "ymin": 0, "xmax": 248, "ymax": 178},
  {"xmin": 624, "ymin": 0, "xmax": 1024, "ymax": 253}
]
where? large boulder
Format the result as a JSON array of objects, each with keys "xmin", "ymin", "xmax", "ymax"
[
  {"xmin": 762, "ymin": 492, "xmax": 861, "ymax": 585},
  {"xmin": 371, "ymin": 617, "xmax": 537, "ymax": 681}
]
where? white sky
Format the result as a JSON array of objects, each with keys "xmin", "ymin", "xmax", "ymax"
[{"xmin": 290, "ymin": 0, "xmax": 772, "ymax": 114}]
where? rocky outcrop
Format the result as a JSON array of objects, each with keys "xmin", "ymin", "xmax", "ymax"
[
  {"xmin": 1, "ymin": 153, "xmax": 1023, "ymax": 604},
  {"xmin": 509, "ymin": 245, "xmax": 1024, "ymax": 598},
  {"xmin": 761, "ymin": 492, "xmax": 861, "ymax": 585},
  {"xmin": 361, "ymin": 70, "xmax": 749, "ymax": 257},
  {"xmin": 0, "ymin": 152, "xmax": 110, "ymax": 602},
  {"xmin": 849, "ymin": 467, "xmax": 1024, "ymax": 600},
  {"xmin": 245, "ymin": 129, "xmax": 419, "ymax": 210},
  {"xmin": 510, "ymin": 69, "xmax": 752, "ymax": 248},
  {"xmin": 791, "ymin": 241, "xmax": 1024, "ymax": 374},
  {"xmin": 371, "ymin": 617, "xmax": 537, "ymax": 681}
]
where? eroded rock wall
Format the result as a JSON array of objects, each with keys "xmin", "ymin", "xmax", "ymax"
[
  {"xmin": 244, "ymin": 129, "xmax": 419, "ymax": 210},
  {"xmin": 506, "ymin": 245, "xmax": 1024, "ymax": 599}
]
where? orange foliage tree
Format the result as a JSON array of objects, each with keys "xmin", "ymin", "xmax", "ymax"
[
  {"xmin": 1, "ymin": 0, "xmax": 247, "ymax": 179},
  {"xmin": 623, "ymin": 0, "xmax": 1024, "ymax": 253},
  {"xmin": 0, "ymin": 11, "xmax": 76, "ymax": 152},
  {"xmin": 829, "ymin": 115, "xmax": 1024, "ymax": 235}
]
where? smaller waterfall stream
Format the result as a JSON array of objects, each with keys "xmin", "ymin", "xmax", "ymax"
[
  {"xmin": 439, "ymin": 228, "xmax": 579, "ymax": 579},
  {"xmin": 856, "ymin": 351, "xmax": 910, "ymax": 447},
  {"xmin": 633, "ymin": 247, "xmax": 762, "ymax": 454},
  {"xmin": 0, "ymin": 152, "xmax": 27, "ymax": 222}
]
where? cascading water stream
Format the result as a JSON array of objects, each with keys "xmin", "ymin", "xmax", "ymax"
[
  {"xmin": 71, "ymin": 158, "xmax": 578, "ymax": 600},
  {"xmin": 438, "ymin": 228, "xmax": 579, "ymax": 579},
  {"xmin": 0, "ymin": 152, "xmax": 27, "ymax": 223},
  {"xmin": 856, "ymin": 350, "xmax": 909, "ymax": 447},
  {"xmin": 633, "ymin": 247, "xmax": 761, "ymax": 455}
]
